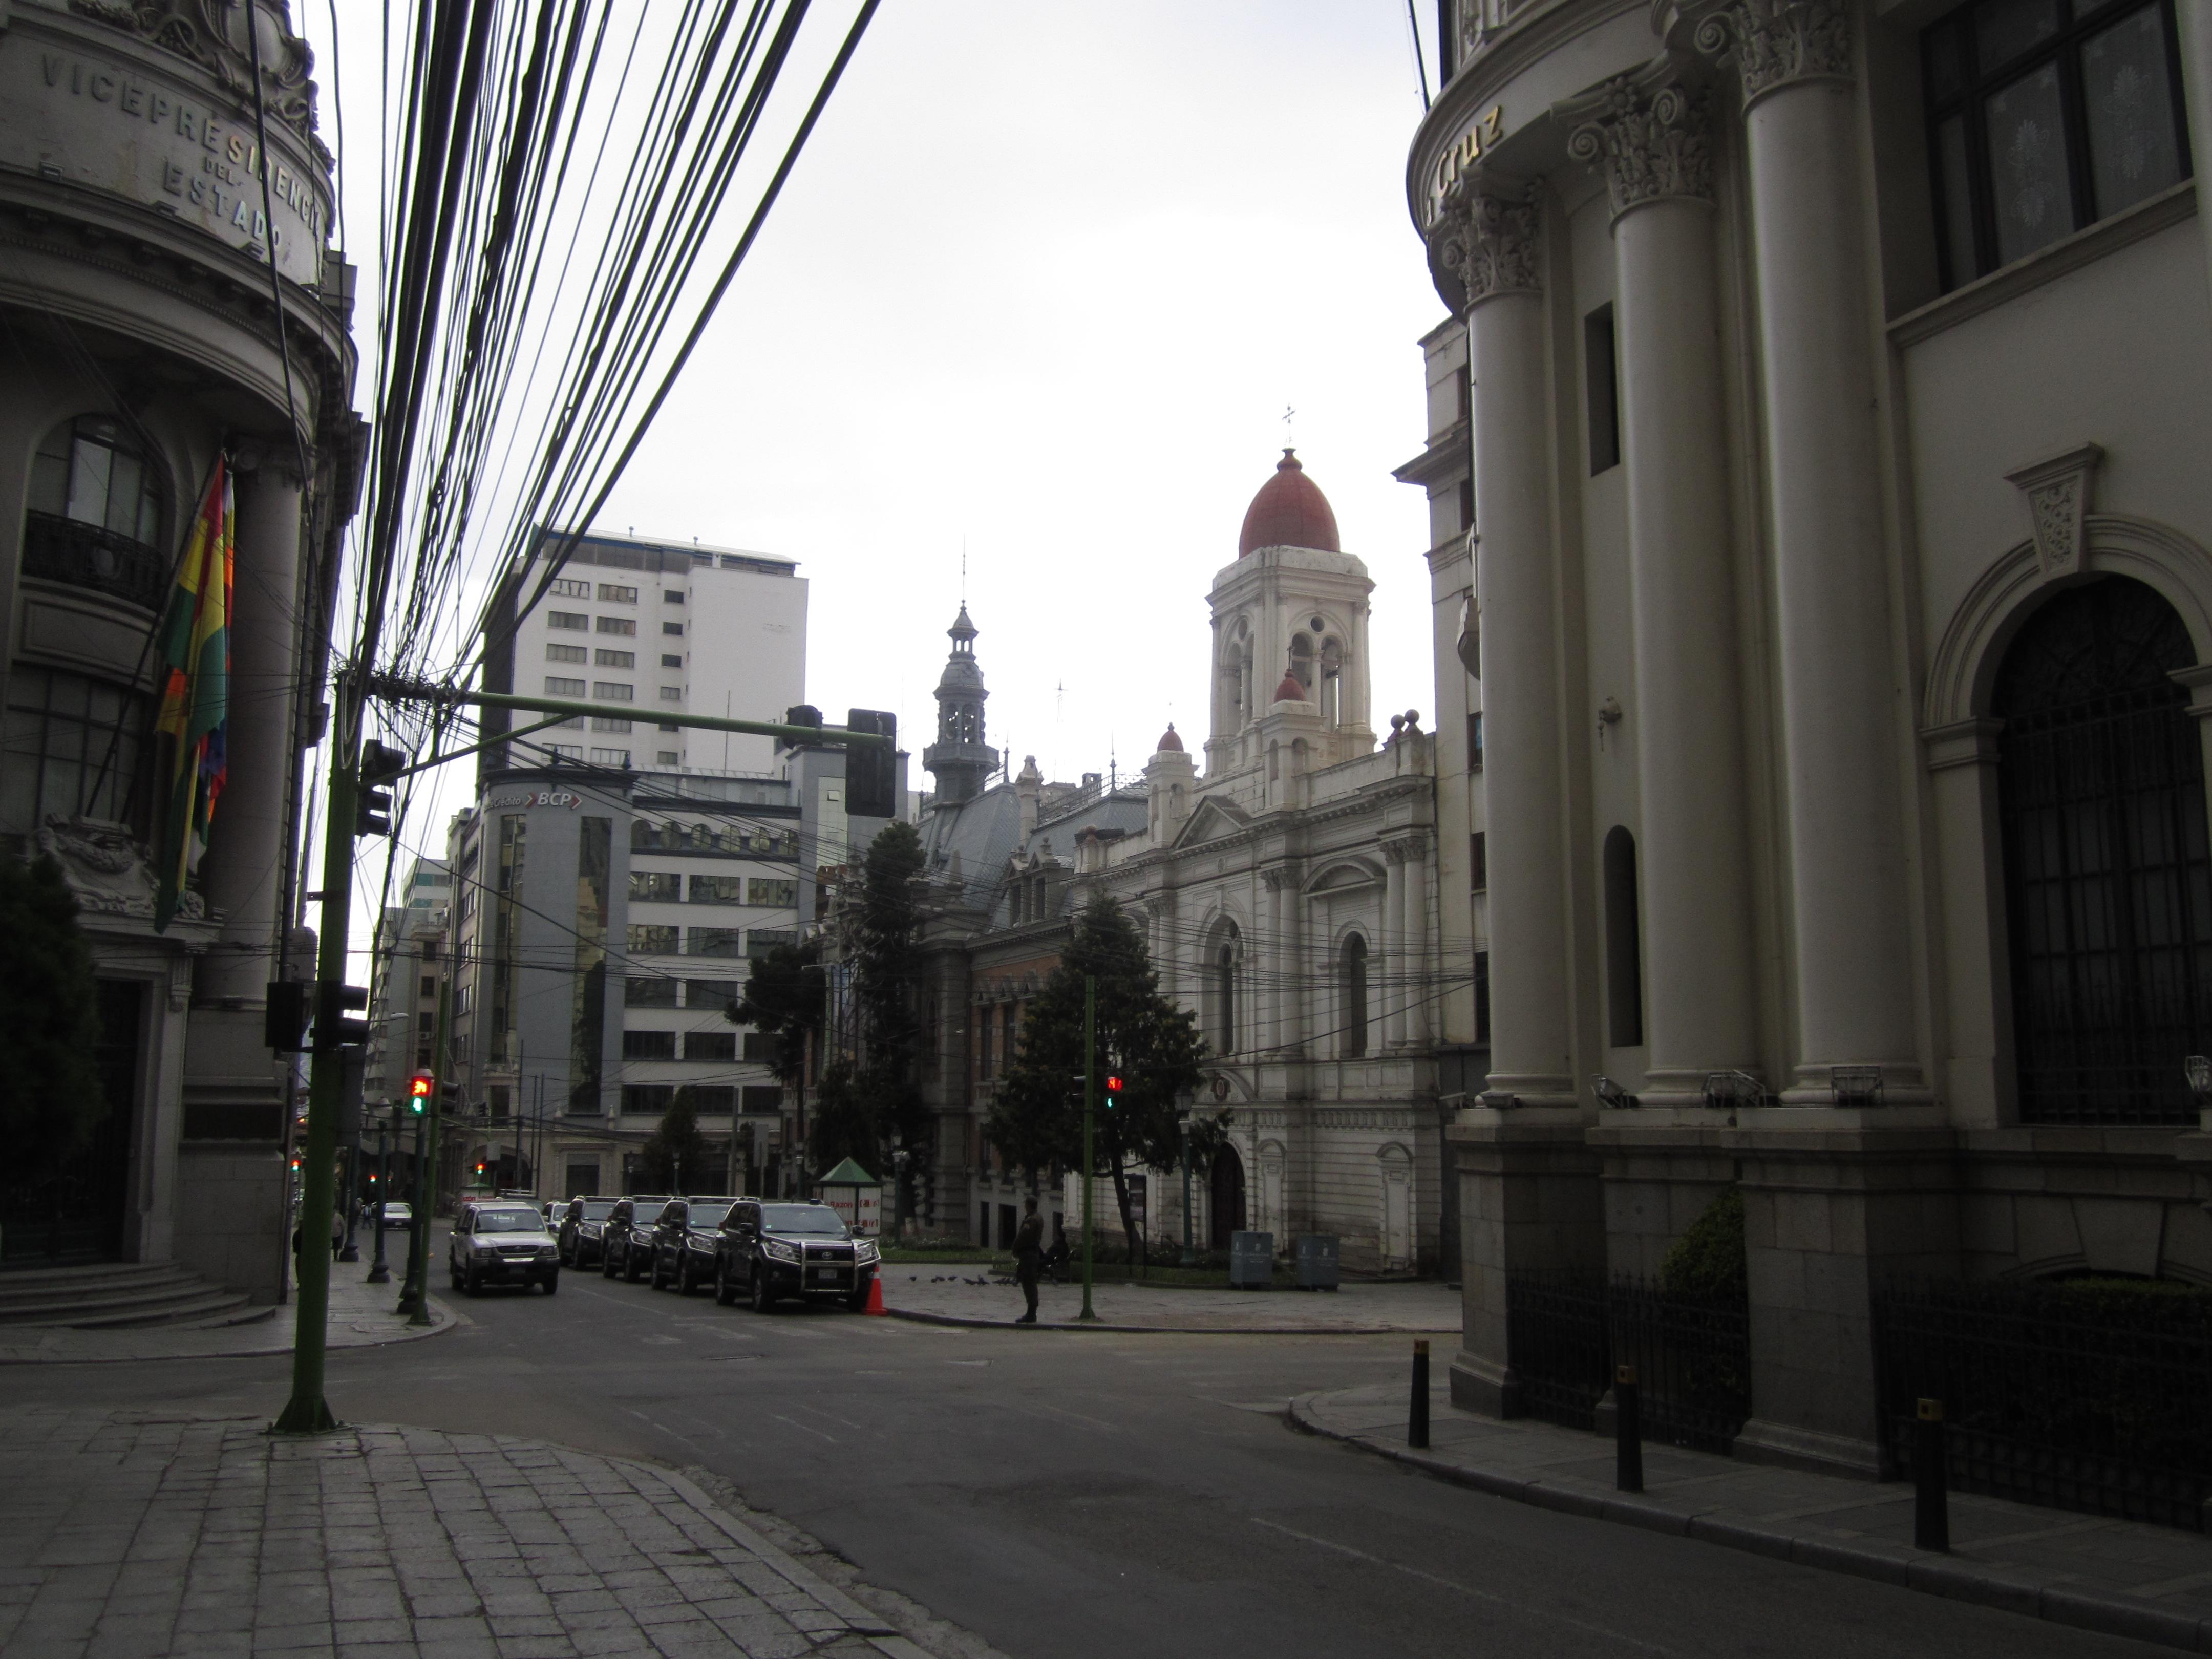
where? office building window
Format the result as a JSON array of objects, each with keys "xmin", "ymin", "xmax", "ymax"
[
  {"xmin": 597, "ymin": 617, "xmax": 636, "ymax": 636},
  {"xmin": 622, "ymin": 1029, "xmax": 676, "ymax": 1060},
  {"xmin": 592, "ymin": 682, "xmax": 633, "ymax": 701},
  {"xmin": 625, "ymin": 975, "xmax": 678, "ymax": 1006},
  {"xmin": 690, "ymin": 927, "xmax": 744, "ymax": 958},
  {"xmin": 1467, "ymin": 711, "xmax": 1484, "ymax": 773},
  {"xmin": 660, "ymin": 686, "xmax": 683, "ymax": 703},
  {"xmin": 544, "ymin": 676, "xmax": 585, "ymax": 696},
  {"xmin": 588, "ymin": 748, "xmax": 630, "ymax": 767},
  {"xmin": 549, "ymin": 578, "xmax": 591, "ymax": 599},
  {"xmin": 742, "ymin": 1032, "xmax": 777, "ymax": 1062},
  {"xmin": 1470, "ymin": 831, "xmax": 1487, "ymax": 892},
  {"xmin": 594, "ymin": 648, "xmax": 635, "ymax": 668},
  {"xmin": 591, "ymin": 716, "xmax": 631, "ymax": 732},
  {"xmin": 685, "ymin": 979, "xmax": 736, "ymax": 1009},
  {"xmin": 548, "ymin": 611, "xmax": 587, "ymax": 630},
  {"xmin": 689, "ymin": 875, "xmax": 745, "ymax": 904},
  {"xmin": 0, "ymin": 666, "xmax": 151, "ymax": 837},
  {"xmin": 686, "ymin": 1031, "xmax": 736, "ymax": 1062},
  {"xmin": 622, "ymin": 1084, "xmax": 674, "ymax": 1116},
  {"xmin": 598, "ymin": 583, "xmax": 639, "ymax": 603},
  {"xmin": 748, "ymin": 878, "xmax": 798, "ymax": 907},
  {"xmin": 691, "ymin": 1086, "xmax": 736, "ymax": 1113},
  {"xmin": 548, "ymin": 743, "xmax": 582, "ymax": 760},
  {"xmin": 1475, "ymin": 950, "xmax": 1491, "ymax": 1044},
  {"xmin": 740, "ymin": 1085, "xmax": 783, "ymax": 1114},
  {"xmin": 629, "ymin": 871, "xmax": 682, "ymax": 902},
  {"xmin": 656, "ymin": 750, "xmax": 680, "ymax": 764},
  {"xmin": 1925, "ymin": 0, "xmax": 2187, "ymax": 290},
  {"xmin": 746, "ymin": 929, "xmax": 797, "ymax": 959},
  {"xmin": 661, "ymin": 653, "xmax": 684, "ymax": 668},
  {"xmin": 663, "ymin": 621, "xmax": 685, "ymax": 636},
  {"xmin": 546, "ymin": 643, "xmax": 587, "ymax": 663},
  {"xmin": 663, "ymin": 589, "xmax": 684, "ymax": 604},
  {"xmin": 627, "ymin": 924, "xmax": 678, "ymax": 955}
]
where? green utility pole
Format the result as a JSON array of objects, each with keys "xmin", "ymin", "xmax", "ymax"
[
  {"xmin": 1079, "ymin": 975, "xmax": 1097, "ymax": 1323},
  {"xmin": 270, "ymin": 718, "xmax": 359, "ymax": 1434},
  {"xmin": 406, "ymin": 970, "xmax": 453, "ymax": 1327}
]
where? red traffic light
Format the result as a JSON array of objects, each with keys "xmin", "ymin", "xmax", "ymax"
[
  {"xmin": 408, "ymin": 1072, "xmax": 434, "ymax": 1098},
  {"xmin": 1104, "ymin": 1074, "xmax": 1124, "ymax": 1095}
]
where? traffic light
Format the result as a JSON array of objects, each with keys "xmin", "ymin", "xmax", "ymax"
[
  {"xmin": 1103, "ymin": 1073, "xmax": 1124, "ymax": 1107},
  {"xmin": 356, "ymin": 739, "xmax": 408, "ymax": 837},
  {"xmin": 407, "ymin": 1072, "xmax": 434, "ymax": 1114},
  {"xmin": 314, "ymin": 982, "xmax": 370, "ymax": 1050},
  {"xmin": 845, "ymin": 709, "xmax": 897, "ymax": 818},
  {"xmin": 265, "ymin": 981, "xmax": 311, "ymax": 1052}
]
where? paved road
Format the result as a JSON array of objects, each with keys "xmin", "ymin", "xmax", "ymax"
[{"xmin": 0, "ymin": 1246, "xmax": 2160, "ymax": 1659}]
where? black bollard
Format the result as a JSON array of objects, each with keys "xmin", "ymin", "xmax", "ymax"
[
  {"xmin": 1915, "ymin": 1398, "xmax": 1948, "ymax": 1551},
  {"xmin": 1615, "ymin": 1364, "xmax": 1643, "ymax": 1493},
  {"xmin": 1410, "ymin": 1339, "xmax": 1430, "ymax": 1449}
]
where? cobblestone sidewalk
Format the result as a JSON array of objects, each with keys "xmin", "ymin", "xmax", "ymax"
[
  {"xmin": 1296, "ymin": 1378, "xmax": 2212, "ymax": 1653},
  {"xmin": 0, "ymin": 1277, "xmax": 455, "ymax": 1366},
  {"xmin": 881, "ymin": 1272, "xmax": 1459, "ymax": 1333},
  {"xmin": 0, "ymin": 1407, "xmax": 942, "ymax": 1658}
]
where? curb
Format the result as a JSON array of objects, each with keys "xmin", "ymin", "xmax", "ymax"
[
  {"xmin": 883, "ymin": 1307, "xmax": 1451, "ymax": 1337},
  {"xmin": 0, "ymin": 1294, "xmax": 459, "ymax": 1365},
  {"xmin": 1286, "ymin": 1392, "xmax": 2212, "ymax": 1654}
]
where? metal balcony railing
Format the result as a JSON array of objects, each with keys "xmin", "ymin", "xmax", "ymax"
[{"xmin": 21, "ymin": 511, "xmax": 166, "ymax": 611}]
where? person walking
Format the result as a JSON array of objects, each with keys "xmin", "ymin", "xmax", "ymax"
[{"xmin": 1012, "ymin": 1196, "xmax": 1044, "ymax": 1325}]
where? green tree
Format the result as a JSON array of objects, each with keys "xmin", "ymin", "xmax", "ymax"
[
  {"xmin": 728, "ymin": 938, "xmax": 824, "ymax": 1090},
  {"xmin": 636, "ymin": 1087, "xmax": 714, "ymax": 1194},
  {"xmin": 805, "ymin": 1059, "xmax": 880, "ymax": 1174},
  {"xmin": 0, "ymin": 856, "xmax": 106, "ymax": 1175},
  {"xmin": 988, "ymin": 893, "xmax": 1213, "ymax": 1263},
  {"xmin": 846, "ymin": 821, "xmax": 927, "ymax": 1193},
  {"xmin": 1660, "ymin": 1185, "xmax": 1747, "ymax": 1301}
]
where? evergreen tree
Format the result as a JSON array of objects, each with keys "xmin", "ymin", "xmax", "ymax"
[
  {"xmin": 0, "ymin": 856, "xmax": 106, "ymax": 1175},
  {"xmin": 636, "ymin": 1087, "xmax": 714, "ymax": 1194},
  {"xmin": 988, "ymin": 893, "xmax": 1214, "ymax": 1262},
  {"xmin": 728, "ymin": 938, "xmax": 823, "ymax": 1090},
  {"xmin": 847, "ymin": 821, "xmax": 927, "ymax": 1187},
  {"xmin": 806, "ymin": 1059, "xmax": 880, "ymax": 1174}
]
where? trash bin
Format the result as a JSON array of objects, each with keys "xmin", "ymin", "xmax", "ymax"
[
  {"xmin": 1294, "ymin": 1234, "xmax": 1339, "ymax": 1290},
  {"xmin": 1228, "ymin": 1230, "xmax": 1274, "ymax": 1289}
]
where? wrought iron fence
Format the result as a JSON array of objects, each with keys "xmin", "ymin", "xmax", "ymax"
[
  {"xmin": 1505, "ymin": 1274, "xmax": 1751, "ymax": 1452},
  {"xmin": 20, "ymin": 511, "xmax": 167, "ymax": 611},
  {"xmin": 1875, "ymin": 1280, "xmax": 2212, "ymax": 1530}
]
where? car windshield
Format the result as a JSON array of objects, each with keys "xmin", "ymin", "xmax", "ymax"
[
  {"xmin": 384, "ymin": 1203, "xmax": 411, "ymax": 1214},
  {"xmin": 689, "ymin": 1203, "xmax": 736, "ymax": 1228},
  {"xmin": 759, "ymin": 1205, "xmax": 847, "ymax": 1236},
  {"xmin": 578, "ymin": 1202, "xmax": 616, "ymax": 1220},
  {"xmin": 473, "ymin": 1210, "xmax": 544, "ymax": 1232}
]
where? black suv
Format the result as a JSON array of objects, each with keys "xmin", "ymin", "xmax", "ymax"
[
  {"xmin": 649, "ymin": 1198, "xmax": 743, "ymax": 1293},
  {"xmin": 713, "ymin": 1200, "xmax": 879, "ymax": 1311},
  {"xmin": 557, "ymin": 1197, "xmax": 620, "ymax": 1267},
  {"xmin": 599, "ymin": 1196, "xmax": 672, "ymax": 1281}
]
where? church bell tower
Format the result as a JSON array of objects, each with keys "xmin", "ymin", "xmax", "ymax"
[{"xmin": 922, "ymin": 604, "xmax": 998, "ymax": 805}]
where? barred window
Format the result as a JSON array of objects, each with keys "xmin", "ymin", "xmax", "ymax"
[
  {"xmin": 594, "ymin": 649, "xmax": 635, "ymax": 668},
  {"xmin": 544, "ymin": 676, "xmax": 585, "ymax": 696},
  {"xmin": 621, "ymin": 1029, "xmax": 675, "ymax": 1060},
  {"xmin": 628, "ymin": 871, "xmax": 682, "ymax": 902},
  {"xmin": 689, "ymin": 875, "xmax": 745, "ymax": 904},
  {"xmin": 748, "ymin": 878, "xmax": 798, "ymax": 908},
  {"xmin": 689, "ymin": 927, "xmax": 745, "ymax": 958},
  {"xmin": 548, "ymin": 611, "xmax": 587, "ymax": 630},
  {"xmin": 597, "ymin": 617, "xmax": 637, "ymax": 637},
  {"xmin": 1925, "ymin": 0, "xmax": 2187, "ymax": 291},
  {"xmin": 546, "ymin": 643, "xmax": 587, "ymax": 664},
  {"xmin": 685, "ymin": 1031, "xmax": 736, "ymax": 1062},
  {"xmin": 627, "ymin": 924, "xmax": 679, "ymax": 956}
]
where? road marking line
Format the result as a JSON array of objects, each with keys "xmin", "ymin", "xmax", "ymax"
[
  {"xmin": 1250, "ymin": 1518, "xmax": 1675, "ymax": 1654},
  {"xmin": 772, "ymin": 1413, "xmax": 838, "ymax": 1444}
]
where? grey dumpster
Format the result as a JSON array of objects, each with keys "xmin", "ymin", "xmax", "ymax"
[
  {"xmin": 1294, "ymin": 1233, "xmax": 1339, "ymax": 1290},
  {"xmin": 1228, "ymin": 1230, "xmax": 1273, "ymax": 1288}
]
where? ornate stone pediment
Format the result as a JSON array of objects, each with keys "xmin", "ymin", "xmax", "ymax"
[
  {"xmin": 35, "ymin": 815, "xmax": 205, "ymax": 922},
  {"xmin": 70, "ymin": 0, "xmax": 322, "ymax": 145},
  {"xmin": 2006, "ymin": 443, "xmax": 2103, "ymax": 583}
]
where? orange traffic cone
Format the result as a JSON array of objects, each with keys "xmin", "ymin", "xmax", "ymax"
[{"xmin": 863, "ymin": 1273, "xmax": 886, "ymax": 1315}]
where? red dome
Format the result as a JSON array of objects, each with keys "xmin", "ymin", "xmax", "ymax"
[
  {"xmin": 1155, "ymin": 724, "xmax": 1184, "ymax": 753},
  {"xmin": 1238, "ymin": 449, "xmax": 1340, "ymax": 557},
  {"xmin": 1273, "ymin": 671, "xmax": 1308, "ymax": 704}
]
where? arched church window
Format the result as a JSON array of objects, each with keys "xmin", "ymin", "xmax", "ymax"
[
  {"xmin": 1342, "ymin": 934, "xmax": 1368, "ymax": 1058},
  {"xmin": 1214, "ymin": 927, "xmax": 1239, "ymax": 1054},
  {"xmin": 1320, "ymin": 637, "xmax": 1343, "ymax": 727},
  {"xmin": 1995, "ymin": 575, "xmax": 2211, "ymax": 1124},
  {"xmin": 24, "ymin": 415, "xmax": 171, "ymax": 610},
  {"xmin": 1289, "ymin": 633, "xmax": 1313, "ymax": 691}
]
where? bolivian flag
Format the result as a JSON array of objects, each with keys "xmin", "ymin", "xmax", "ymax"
[{"xmin": 152, "ymin": 459, "xmax": 234, "ymax": 932}]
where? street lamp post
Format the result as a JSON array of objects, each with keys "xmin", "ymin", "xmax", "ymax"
[
  {"xmin": 891, "ymin": 1147, "xmax": 910, "ymax": 1245},
  {"xmin": 1079, "ymin": 975, "xmax": 1097, "ymax": 1323},
  {"xmin": 366, "ymin": 1110, "xmax": 392, "ymax": 1285},
  {"xmin": 1178, "ymin": 1108, "xmax": 1196, "ymax": 1267}
]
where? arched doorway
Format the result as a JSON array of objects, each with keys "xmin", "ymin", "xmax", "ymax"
[
  {"xmin": 1208, "ymin": 1142, "xmax": 1246, "ymax": 1250},
  {"xmin": 1995, "ymin": 576, "xmax": 2212, "ymax": 1123}
]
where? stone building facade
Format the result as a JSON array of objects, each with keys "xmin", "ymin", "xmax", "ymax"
[
  {"xmin": 1409, "ymin": 0, "xmax": 2212, "ymax": 1473},
  {"xmin": 0, "ymin": 0, "xmax": 360, "ymax": 1294}
]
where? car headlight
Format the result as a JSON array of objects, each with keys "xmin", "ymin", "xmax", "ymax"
[
  {"xmin": 538, "ymin": 1246, "xmax": 559, "ymax": 1260},
  {"xmin": 473, "ymin": 1239, "xmax": 497, "ymax": 1252},
  {"xmin": 854, "ymin": 1239, "xmax": 880, "ymax": 1264},
  {"xmin": 763, "ymin": 1238, "xmax": 801, "ymax": 1263}
]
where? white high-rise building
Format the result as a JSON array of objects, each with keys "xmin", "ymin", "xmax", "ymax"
[{"xmin": 483, "ymin": 529, "xmax": 807, "ymax": 776}]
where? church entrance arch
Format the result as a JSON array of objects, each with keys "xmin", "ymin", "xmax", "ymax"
[
  {"xmin": 1994, "ymin": 576, "xmax": 2212, "ymax": 1124},
  {"xmin": 1208, "ymin": 1141, "xmax": 1246, "ymax": 1251}
]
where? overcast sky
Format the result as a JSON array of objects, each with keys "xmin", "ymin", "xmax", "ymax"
[{"xmin": 314, "ymin": 1, "xmax": 1449, "ymax": 912}]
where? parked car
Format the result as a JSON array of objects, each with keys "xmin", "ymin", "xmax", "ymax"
[
  {"xmin": 600, "ymin": 1196, "xmax": 672, "ymax": 1281},
  {"xmin": 447, "ymin": 1201, "xmax": 560, "ymax": 1295},
  {"xmin": 714, "ymin": 1200, "xmax": 878, "ymax": 1312},
  {"xmin": 649, "ymin": 1198, "xmax": 743, "ymax": 1293},
  {"xmin": 380, "ymin": 1202, "xmax": 414, "ymax": 1232},
  {"xmin": 557, "ymin": 1198, "xmax": 620, "ymax": 1267},
  {"xmin": 541, "ymin": 1200, "xmax": 562, "ymax": 1230}
]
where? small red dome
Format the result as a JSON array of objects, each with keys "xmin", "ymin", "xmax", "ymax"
[
  {"xmin": 1155, "ymin": 724, "xmax": 1183, "ymax": 753},
  {"xmin": 1274, "ymin": 671, "xmax": 1308, "ymax": 704},
  {"xmin": 1238, "ymin": 449, "xmax": 1340, "ymax": 557}
]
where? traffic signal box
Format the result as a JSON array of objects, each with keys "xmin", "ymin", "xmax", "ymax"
[
  {"xmin": 407, "ymin": 1072, "xmax": 434, "ymax": 1115},
  {"xmin": 356, "ymin": 739, "xmax": 408, "ymax": 838},
  {"xmin": 1104, "ymin": 1074, "xmax": 1124, "ymax": 1107}
]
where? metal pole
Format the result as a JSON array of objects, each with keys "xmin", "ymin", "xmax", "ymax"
[
  {"xmin": 1179, "ymin": 1121, "xmax": 1195, "ymax": 1267},
  {"xmin": 337, "ymin": 1116, "xmax": 363, "ymax": 1263},
  {"xmin": 1615, "ymin": 1364, "xmax": 1643, "ymax": 1493},
  {"xmin": 1915, "ymin": 1398, "xmax": 1949, "ymax": 1551},
  {"xmin": 397, "ymin": 1110, "xmax": 424, "ymax": 1314},
  {"xmin": 407, "ymin": 972, "xmax": 451, "ymax": 1328},
  {"xmin": 1079, "ymin": 975, "xmax": 1097, "ymax": 1323},
  {"xmin": 271, "ymin": 720, "xmax": 361, "ymax": 1435},
  {"xmin": 366, "ymin": 1115, "xmax": 391, "ymax": 1285}
]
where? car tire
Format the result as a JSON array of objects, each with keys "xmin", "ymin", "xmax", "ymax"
[
  {"xmin": 624, "ymin": 1244, "xmax": 644, "ymax": 1283},
  {"xmin": 558, "ymin": 1239, "xmax": 572, "ymax": 1266},
  {"xmin": 602, "ymin": 1243, "xmax": 619, "ymax": 1278},
  {"xmin": 542, "ymin": 1271, "xmax": 559, "ymax": 1295},
  {"xmin": 464, "ymin": 1261, "xmax": 482, "ymax": 1297},
  {"xmin": 844, "ymin": 1283, "xmax": 870, "ymax": 1313},
  {"xmin": 749, "ymin": 1266, "xmax": 774, "ymax": 1314},
  {"xmin": 714, "ymin": 1256, "xmax": 737, "ymax": 1306},
  {"xmin": 449, "ymin": 1259, "xmax": 463, "ymax": 1291},
  {"xmin": 649, "ymin": 1251, "xmax": 669, "ymax": 1291},
  {"xmin": 676, "ymin": 1256, "xmax": 696, "ymax": 1296}
]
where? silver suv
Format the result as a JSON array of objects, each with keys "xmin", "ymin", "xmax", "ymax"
[{"xmin": 449, "ymin": 1202, "xmax": 561, "ymax": 1296}]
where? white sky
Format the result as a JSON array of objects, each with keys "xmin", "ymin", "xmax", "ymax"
[{"xmin": 312, "ymin": 1, "xmax": 1450, "ymax": 932}]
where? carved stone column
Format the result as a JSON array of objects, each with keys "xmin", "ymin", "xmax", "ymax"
[
  {"xmin": 1429, "ymin": 183, "xmax": 1573, "ymax": 1105},
  {"xmin": 1696, "ymin": 0, "xmax": 1920, "ymax": 1100},
  {"xmin": 1380, "ymin": 847, "xmax": 1406, "ymax": 1049},
  {"xmin": 1562, "ymin": 66, "xmax": 1758, "ymax": 1100},
  {"xmin": 1387, "ymin": 837, "xmax": 1433, "ymax": 1047}
]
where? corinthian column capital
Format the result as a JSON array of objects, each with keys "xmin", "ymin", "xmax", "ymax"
[
  {"xmin": 1692, "ymin": 0, "xmax": 1853, "ymax": 107},
  {"xmin": 1428, "ymin": 182, "xmax": 1542, "ymax": 310},
  {"xmin": 1562, "ymin": 65, "xmax": 1714, "ymax": 219}
]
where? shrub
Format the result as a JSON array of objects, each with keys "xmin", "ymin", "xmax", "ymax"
[{"xmin": 1661, "ymin": 1185, "xmax": 1746, "ymax": 1301}]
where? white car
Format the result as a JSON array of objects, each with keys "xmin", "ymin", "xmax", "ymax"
[{"xmin": 448, "ymin": 1202, "xmax": 560, "ymax": 1295}]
